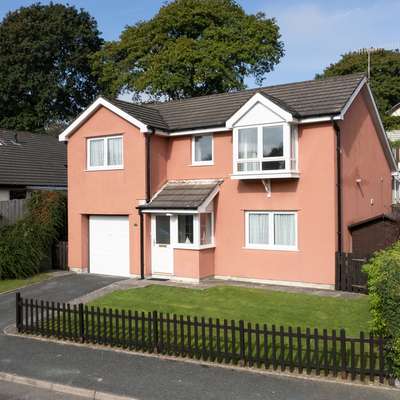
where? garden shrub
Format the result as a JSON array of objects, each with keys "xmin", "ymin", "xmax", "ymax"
[
  {"xmin": 363, "ymin": 242, "xmax": 400, "ymax": 380},
  {"xmin": 0, "ymin": 191, "xmax": 66, "ymax": 279}
]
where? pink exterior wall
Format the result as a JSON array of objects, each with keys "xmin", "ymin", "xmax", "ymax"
[
  {"xmin": 66, "ymin": 90, "xmax": 393, "ymax": 287},
  {"xmin": 174, "ymin": 248, "xmax": 215, "ymax": 279},
  {"xmin": 67, "ymin": 106, "xmax": 147, "ymax": 275},
  {"xmin": 339, "ymin": 88, "xmax": 393, "ymax": 252},
  {"xmin": 163, "ymin": 125, "xmax": 337, "ymax": 286}
]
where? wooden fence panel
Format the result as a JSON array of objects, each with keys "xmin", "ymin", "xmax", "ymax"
[
  {"xmin": 335, "ymin": 252, "xmax": 368, "ymax": 293},
  {"xmin": 0, "ymin": 199, "xmax": 28, "ymax": 228},
  {"xmin": 52, "ymin": 241, "xmax": 68, "ymax": 270},
  {"xmin": 16, "ymin": 293, "xmax": 391, "ymax": 384}
]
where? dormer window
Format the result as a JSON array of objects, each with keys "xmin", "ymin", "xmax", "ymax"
[
  {"xmin": 226, "ymin": 92, "xmax": 299, "ymax": 180},
  {"xmin": 233, "ymin": 123, "xmax": 298, "ymax": 178}
]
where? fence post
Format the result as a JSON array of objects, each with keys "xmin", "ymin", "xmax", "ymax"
[
  {"xmin": 153, "ymin": 311, "xmax": 159, "ymax": 353},
  {"xmin": 78, "ymin": 303, "xmax": 85, "ymax": 343},
  {"xmin": 16, "ymin": 292, "xmax": 22, "ymax": 332},
  {"xmin": 239, "ymin": 320, "xmax": 245, "ymax": 366}
]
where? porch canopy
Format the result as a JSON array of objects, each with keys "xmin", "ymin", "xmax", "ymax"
[{"xmin": 139, "ymin": 179, "xmax": 221, "ymax": 213}]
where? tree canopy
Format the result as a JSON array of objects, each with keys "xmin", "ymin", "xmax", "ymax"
[
  {"xmin": 92, "ymin": 0, "xmax": 284, "ymax": 101},
  {"xmin": 0, "ymin": 2, "xmax": 103, "ymax": 132},
  {"xmin": 317, "ymin": 49, "xmax": 400, "ymax": 130}
]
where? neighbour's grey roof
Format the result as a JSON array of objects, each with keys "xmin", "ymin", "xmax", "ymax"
[
  {"xmin": 0, "ymin": 129, "xmax": 67, "ymax": 187},
  {"xmin": 114, "ymin": 73, "xmax": 366, "ymax": 133},
  {"xmin": 140, "ymin": 180, "xmax": 220, "ymax": 209}
]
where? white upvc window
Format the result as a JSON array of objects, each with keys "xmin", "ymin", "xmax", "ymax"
[
  {"xmin": 192, "ymin": 134, "xmax": 213, "ymax": 165},
  {"xmin": 245, "ymin": 211, "xmax": 298, "ymax": 251},
  {"xmin": 173, "ymin": 212, "xmax": 214, "ymax": 249},
  {"xmin": 233, "ymin": 124, "xmax": 298, "ymax": 175},
  {"xmin": 87, "ymin": 135, "xmax": 123, "ymax": 170}
]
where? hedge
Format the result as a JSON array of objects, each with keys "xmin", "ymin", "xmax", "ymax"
[
  {"xmin": 363, "ymin": 242, "xmax": 400, "ymax": 381},
  {"xmin": 0, "ymin": 191, "xmax": 66, "ymax": 279}
]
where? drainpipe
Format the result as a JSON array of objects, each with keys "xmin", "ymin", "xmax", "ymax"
[
  {"xmin": 139, "ymin": 128, "xmax": 155, "ymax": 280},
  {"xmin": 333, "ymin": 119, "xmax": 343, "ymax": 288}
]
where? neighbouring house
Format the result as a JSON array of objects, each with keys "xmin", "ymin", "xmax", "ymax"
[
  {"xmin": 386, "ymin": 103, "xmax": 400, "ymax": 203},
  {"xmin": 0, "ymin": 129, "xmax": 67, "ymax": 201},
  {"xmin": 59, "ymin": 73, "xmax": 397, "ymax": 289}
]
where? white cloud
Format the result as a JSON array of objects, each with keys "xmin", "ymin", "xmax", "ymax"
[{"xmin": 258, "ymin": 0, "xmax": 400, "ymax": 85}]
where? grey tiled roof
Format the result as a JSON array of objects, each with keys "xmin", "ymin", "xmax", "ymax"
[
  {"xmin": 114, "ymin": 73, "xmax": 366, "ymax": 132},
  {"xmin": 141, "ymin": 181, "xmax": 220, "ymax": 209},
  {"xmin": 0, "ymin": 129, "xmax": 67, "ymax": 187}
]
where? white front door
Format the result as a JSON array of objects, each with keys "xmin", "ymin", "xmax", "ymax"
[
  {"xmin": 151, "ymin": 215, "xmax": 174, "ymax": 275},
  {"xmin": 89, "ymin": 215, "xmax": 130, "ymax": 277}
]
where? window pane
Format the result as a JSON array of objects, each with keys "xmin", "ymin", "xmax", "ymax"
[
  {"xmin": 89, "ymin": 139, "xmax": 104, "ymax": 167},
  {"xmin": 194, "ymin": 135, "xmax": 212, "ymax": 162},
  {"xmin": 248, "ymin": 213, "xmax": 269, "ymax": 245},
  {"xmin": 178, "ymin": 215, "xmax": 194, "ymax": 244},
  {"xmin": 261, "ymin": 161, "xmax": 285, "ymax": 170},
  {"xmin": 107, "ymin": 137, "xmax": 122, "ymax": 166},
  {"xmin": 263, "ymin": 126, "xmax": 283, "ymax": 157},
  {"xmin": 274, "ymin": 214, "xmax": 295, "ymax": 246},
  {"xmin": 200, "ymin": 213, "xmax": 212, "ymax": 245},
  {"xmin": 238, "ymin": 128, "xmax": 258, "ymax": 159},
  {"xmin": 156, "ymin": 215, "xmax": 170, "ymax": 244}
]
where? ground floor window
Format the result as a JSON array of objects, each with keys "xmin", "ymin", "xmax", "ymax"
[
  {"xmin": 178, "ymin": 215, "xmax": 194, "ymax": 244},
  {"xmin": 175, "ymin": 212, "xmax": 214, "ymax": 248},
  {"xmin": 245, "ymin": 211, "xmax": 297, "ymax": 250}
]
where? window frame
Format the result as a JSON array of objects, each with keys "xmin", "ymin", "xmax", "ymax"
[
  {"xmin": 245, "ymin": 211, "xmax": 298, "ymax": 251},
  {"xmin": 233, "ymin": 123, "xmax": 298, "ymax": 176},
  {"xmin": 172, "ymin": 212, "xmax": 215, "ymax": 249},
  {"xmin": 191, "ymin": 134, "xmax": 214, "ymax": 166},
  {"xmin": 86, "ymin": 135, "xmax": 124, "ymax": 171}
]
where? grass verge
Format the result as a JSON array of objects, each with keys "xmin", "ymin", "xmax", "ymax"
[
  {"xmin": 89, "ymin": 285, "xmax": 371, "ymax": 336},
  {"xmin": 0, "ymin": 273, "xmax": 52, "ymax": 294}
]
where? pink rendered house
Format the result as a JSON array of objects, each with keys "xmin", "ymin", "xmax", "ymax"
[{"xmin": 59, "ymin": 73, "xmax": 396, "ymax": 289}]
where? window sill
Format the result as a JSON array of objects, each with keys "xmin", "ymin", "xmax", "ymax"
[
  {"xmin": 243, "ymin": 246, "xmax": 298, "ymax": 252},
  {"xmin": 231, "ymin": 171, "xmax": 299, "ymax": 180},
  {"xmin": 190, "ymin": 162, "xmax": 214, "ymax": 167},
  {"xmin": 174, "ymin": 244, "xmax": 216, "ymax": 251},
  {"xmin": 85, "ymin": 166, "xmax": 124, "ymax": 172}
]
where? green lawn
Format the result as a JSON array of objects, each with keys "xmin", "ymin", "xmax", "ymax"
[
  {"xmin": 89, "ymin": 285, "xmax": 371, "ymax": 336},
  {"xmin": 0, "ymin": 273, "xmax": 52, "ymax": 294}
]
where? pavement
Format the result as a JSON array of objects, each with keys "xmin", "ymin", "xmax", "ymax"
[
  {"xmin": 0, "ymin": 380, "xmax": 85, "ymax": 400},
  {"xmin": 0, "ymin": 273, "xmax": 398, "ymax": 400}
]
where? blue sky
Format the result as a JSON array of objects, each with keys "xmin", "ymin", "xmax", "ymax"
[{"xmin": 0, "ymin": 0, "xmax": 398, "ymax": 88}]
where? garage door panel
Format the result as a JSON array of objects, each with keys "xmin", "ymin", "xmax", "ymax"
[{"xmin": 89, "ymin": 216, "xmax": 130, "ymax": 277}]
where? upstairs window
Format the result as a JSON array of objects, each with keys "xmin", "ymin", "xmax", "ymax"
[
  {"xmin": 192, "ymin": 134, "xmax": 213, "ymax": 165},
  {"xmin": 87, "ymin": 135, "xmax": 123, "ymax": 170},
  {"xmin": 234, "ymin": 124, "xmax": 297, "ymax": 175}
]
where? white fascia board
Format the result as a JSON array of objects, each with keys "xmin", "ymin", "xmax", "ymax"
[
  {"xmin": 225, "ymin": 93, "xmax": 294, "ymax": 128},
  {"xmin": 197, "ymin": 185, "xmax": 220, "ymax": 212},
  {"xmin": 59, "ymin": 97, "xmax": 151, "ymax": 142},
  {"xmin": 365, "ymin": 84, "xmax": 397, "ymax": 171},
  {"xmin": 298, "ymin": 115, "xmax": 342, "ymax": 124},
  {"xmin": 339, "ymin": 77, "xmax": 367, "ymax": 119},
  {"xmin": 141, "ymin": 209, "xmax": 198, "ymax": 214},
  {"xmin": 167, "ymin": 126, "xmax": 231, "ymax": 137}
]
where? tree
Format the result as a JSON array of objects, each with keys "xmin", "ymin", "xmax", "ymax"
[
  {"xmin": 92, "ymin": 0, "xmax": 284, "ymax": 101},
  {"xmin": 317, "ymin": 49, "xmax": 400, "ymax": 130},
  {"xmin": 0, "ymin": 2, "xmax": 103, "ymax": 132}
]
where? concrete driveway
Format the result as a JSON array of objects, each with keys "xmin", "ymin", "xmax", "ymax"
[{"xmin": 0, "ymin": 273, "xmax": 398, "ymax": 400}]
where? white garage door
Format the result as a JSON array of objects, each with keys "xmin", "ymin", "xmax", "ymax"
[{"xmin": 89, "ymin": 216, "xmax": 130, "ymax": 277}]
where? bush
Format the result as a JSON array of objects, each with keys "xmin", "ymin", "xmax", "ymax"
[
  {"xmin": 0, "ymin": 191, "xmax": 66, "ymax": 279},
  {"xmin": 363, "ymin": 243, "xmax": 400, "ymax": 380}
]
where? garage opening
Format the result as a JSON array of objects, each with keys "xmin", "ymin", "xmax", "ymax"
[{"xmin": 89, "ymin": 215, "xmax": 130, "ymax": 277}]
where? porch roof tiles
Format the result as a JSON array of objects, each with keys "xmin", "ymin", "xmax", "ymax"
[{"xmin": 140, "ymin": 180, "xmax": 221, "ymax": 210}]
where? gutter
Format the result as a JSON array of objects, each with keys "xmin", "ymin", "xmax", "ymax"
[
  {"xmin": 139, "ymin": 127, "xmax": 155, "ymax": 280},
  {"xmin": 333, "ymin": 119, "xmax": 343, "ymax": 289}
]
